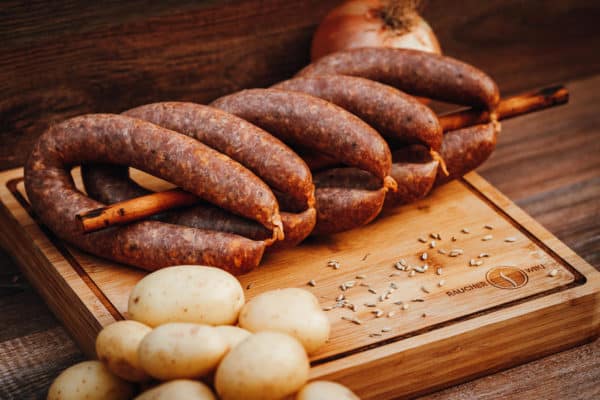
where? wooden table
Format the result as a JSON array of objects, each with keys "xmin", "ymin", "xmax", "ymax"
[{"xmin": 1, "ymin": 1, "xmax": 599, "ymax": 398}]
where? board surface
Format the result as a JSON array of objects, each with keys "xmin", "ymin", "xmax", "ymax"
[{"xmin": 0, "ymin": 167, "xmax": 598, "ymax": 399}]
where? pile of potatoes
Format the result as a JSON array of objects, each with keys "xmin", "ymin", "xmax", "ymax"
[{"xmin": 47, "ymin": 265, "xmax": 360, "ymax": 400}]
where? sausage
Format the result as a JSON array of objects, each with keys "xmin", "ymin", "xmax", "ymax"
[
  {"xmin": 298, "ymin": 47, "xmax": 500, "ymax": 110},
  {"xmin": 385, "ymin": 146, "xmax": 439, "ymax": 207},
  {"xmin": 123, "ymin": 102, "xmax": 315, "ymax": 208},
  {"xmin": 273, "ymin": 75, "xmax": 442, "ymax": 151},
  {"xmin": 435, "ymin": 123, "xmax": 498, "ymax": 186},
  {"xmin": 81, "ymin": 164, "xmax": 317, "ymax": 249},
  {"xmin": 211, "ymin": 89, "xmax": 396, "ymax": 189},
  {"xmin": 25, "ymin": 114, "xmax": 278, "ymax": 273}
]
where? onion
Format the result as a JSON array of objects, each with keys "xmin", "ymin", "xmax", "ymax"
[{"xmin": 311, "ymin": 0, "xmax": 441, "ymax": 61}]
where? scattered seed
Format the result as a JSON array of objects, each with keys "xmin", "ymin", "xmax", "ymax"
[
  {"xmin": 389, "ymin": 272, "xmax": 402, "ymax": 277},
  {"xmin": 505, "ymin": 237, "xmax": 517, "ymax": 243},
  {"xmin": 322, "ymin": 306, "xmax": 333, "ymax": 311},
  {"xmin": 344, "ymin": 280, "xmax": 356, "ymax": 288},
  {"xmin": 307, "ymin": 279, "xmax": 316, "ymax": 287},
  {"xmin": 340, "ymin": 284, "xmax": 347, "ymax": 291},
  {"xmin": 379, "ymin": 294, "xmax": 386, "ymax": 302},
  {"xmin": 421, "ymin": 252, "xmax": 428, "ymax": 261},
  {"xmin": 372, "ymin": 309, "xmax": 384, "ymax": 318},
  {"xmin": 395, "ymin": 262, "xmax": 407, "ymax": 271},
  {"xmin": 361, "ymin": 252, "xmax": 371, "ymax": 261},
  {"xmin": 328, "ymin": 260, "xmax": 340, "ymax": 269},
  {"xmin": 369, "ymin": 333, "xmax": 382, "ymax": 337},
  {"xmin": 414, "ymin": 264, "xmax": 429, "ymax": 273},
  {"xmin": 394, "ymin": 301, "xmax": 404, "ymax": 305},
  {"xmin": 438, "ymin": 279, "xmax": 446, "ymax": 287},
  {"xmin": 342, "ymin": 316, "xmax": 362, "ymax": 325},
  {"xmin": 449, "ymin": 249, "xmax": 464, "ymax": 257},
  {"xmin": 381, "ymin": 327, "xmax": 392, "ymax": 333},
  {"xmin": 402, "ymin": 303, "xmax": 409, "ymax": 310},
  {"xmin": 359, "ymin": 282, "xmax": 370, "ymax": 287},
  {"xmin": 451, "ymin": 236, "xmax": 457, "ymax": 242},
  {"xmin": 336, "ymin": 294, "xmax": 345, "ymax": 302},
  {"xmin": 421, "ymin": 313, "xmax": 427, "ymax": 318},
  {"xmin": 348, "ymin": 304, "xmax": 357, "ymax": 312},
  {"xmin": 368, "ymin": 287, "xmax": 377, "ymax": 294},
  {"xmin": 421, "ymin": 286, "xmax": 430, "ymax": 294},
  {"xmin": 246, "ymin": 282, "xmax": 254, "ymax": 290},
  {"xmin": 364, "ymin": 302, "xmax": 377, "ymax": 307},
  {"xmin": 408, "ymin": 270, "xmax": 416, "ymax": 277},
  {"xmin": 438, "ymin": 249, "xmax": 448, "ymax": 255},
  {"xmin": 482, "ymin": 235, "xmax": 493, "ymax": 241},
  {"xmin": 430, "ymin": 240, "xmax": 436, "ymax": 248},
  {"xmin": 478, "ymin": 253, "xmax": 490, "ymax": 258},
  {"xmin": 475, "ymin": 260, "xmax": 484, "ymax": 266},
  {"xmin": 436, "ymin": 267, "xmax": 443, "ymax": 275},
  {"xmin": 469, "ymin": 259, "xmax": 477, "ymax": 266},
  {"xmin": 411, "ymin": 298, "xmax": 425, "ymax": 302},
  {"xmin": 389, "ymin": 282, "xmax": 399, "ymax": 290},
  {"xmin": 387, "ymin": 311, "xmax": 396, "ymax": 318},
  {"xmin": 418, "ymin": 237, "xmax": 427, "ymax": 243},
  {"xmin": 356, "ymin": 274, "xmax": 367, "ymax": 280},
  {"xmin": 461, "ymin": 228, "xmax": 470, "ymax": 234},
  {"xmin": 484, "ymin": 224, "xmax": 494, "ymax": 230},
  {"xmin": 548, "ymin": 269, "xmax": 559, "ymax": 277}
]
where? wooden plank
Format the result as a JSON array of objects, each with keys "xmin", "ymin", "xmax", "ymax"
[
  {"xmin": 2, "ymin": 0, "xmax": 600, "ymax": 170},
  {"xmin": 0, "ymin": 165, "xmax": 598, "ymax": 399}
]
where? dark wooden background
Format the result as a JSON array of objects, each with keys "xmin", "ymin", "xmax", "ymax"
[{"xmin": 1, "ymin": 0, "xmax": 599, "ymax": 398}]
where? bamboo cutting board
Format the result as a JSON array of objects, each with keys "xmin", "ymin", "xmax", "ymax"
[{"xmin": 0, "ymin": 167, "xmax": 598, "ymax": 399}]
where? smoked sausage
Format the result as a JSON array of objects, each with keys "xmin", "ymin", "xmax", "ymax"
[
  {"xmin": 298, "ymin": 47, "xmax": 500, "ymax": 110},
  {"xmin": 25, "ymin": 114, "xmax": 279, "ymax": 272},
  {"xmin": 273, "ymin": 75, "xmax": 442, "ymax": 151}
]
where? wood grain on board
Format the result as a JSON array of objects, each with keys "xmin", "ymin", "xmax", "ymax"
[{"xmin": 0, "ymin": 154, "xmax": 598, "ymax": 398}]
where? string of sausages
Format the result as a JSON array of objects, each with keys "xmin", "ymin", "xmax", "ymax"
[{"xmin": 24, "ymin": 48, "xmax": 501, "ymax": 274}]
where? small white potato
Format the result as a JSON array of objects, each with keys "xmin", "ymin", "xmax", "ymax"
[
  {"xmin": 215, "ymin": 331, "xmax": 309, "ymax": 400},
  {"xmin": 135, "ymin": 379, "xmax": 216, "ymax": 400},
  {"xmin": 47, "ymin": 360, "xmax": 134, "ymax": 400},
  {"xmin": 138, "ymin": 323, "xmax": 227, "ymax": 380},
  {"xmin": 96, "ymin": 320, "xmax": 152, "ymax": 382},
  {"xmin": 296, "ymin": 380, "xmax": 361, "ymax": 400},
  {"xmin": 215, "ymin": 325, "xmax": 251, "ymax": 352},
  {"xmin": 128, "ymin": 265, "xmax": 244, "ymax": 327},
  {"xmin": 239, "ymin": 288, "xmax": 330, "ymax": 353}
]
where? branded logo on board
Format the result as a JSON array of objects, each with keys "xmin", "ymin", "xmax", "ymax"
[{"xmin": 486, "ymin": 266, "xmax": 529, "ymax": 289}]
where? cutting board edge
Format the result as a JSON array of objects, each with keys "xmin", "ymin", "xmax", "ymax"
[{"xmin": 1, "ymin": 167, "xmax": 599, "ymax": 399}]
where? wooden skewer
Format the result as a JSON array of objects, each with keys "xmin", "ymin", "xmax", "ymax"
[
  {"xmin": 77, "ymin": 188, "xmax": 197, "ymax": 233},
  {"xmin": 76, "ymin": 85, "xmax": 569, "ymax": 233},
  {"xmin": 439, "ymin": 85, "xmax": 569, "ymax": 131}
]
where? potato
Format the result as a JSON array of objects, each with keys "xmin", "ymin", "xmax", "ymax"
[
  {"xmin": 138, "ymin": 323, "xmax": 227, "ymax": 380},
  {"xmin": 239, "ymin": 288, "xmax": 330, "ymax": 353},
  {"xmin": 47, "ymin": 360, "xmax": 133, "ymax": 400},
  {"xmin": 128, "ymin": 265, "xmax": 244, "ymax": 327},
  {"xmin": 215, "ymin": 331, "xmax": 309, "ymax": 400},
  {"xmin": 96, "ymin": 320, "xmax": 152, "ymax": 382},
  {"xmin": 215, "ymin": 325, "xmax": 251, "ymax": 352},
  {"xmin": 296, "ymin": 381, "xmax": 360, "ymax": 400},
  {"xmin": 135, "ymin": 379, "xmax": 216, "ymax": 400}
]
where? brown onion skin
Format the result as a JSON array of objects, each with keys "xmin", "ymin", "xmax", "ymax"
[{"xmin": 311, "ymin": 0, "xmax": 441, "ymax": 61}]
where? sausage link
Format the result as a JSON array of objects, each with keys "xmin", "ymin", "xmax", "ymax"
[
  {"xmin": 25, "ymin": 114, "xmax": 276, "ymax": 272},
  {"xmin": 123, "ymin": 102, "xmax": 315, "ymax": 208},
  {"xmin": 435, "ymin": 123, "xmax": 498, "ymax": 186},
  {"xmin": 81, "ymin": 164, "xmax": 316, "ymax": 249},
  {"xmin": 211, "ymin": 89, "xmax": 395, "ymax": 188},
  {"xmin": 385, "ymin": 147, "xmax": 439, "ymax": 207},
  {"xmin": 298, "ymin": 47, "xmax": 500, "ymax": 110},
  {"xmin": 273, "ymin": 75, "xmax": 443, "ymax": 151}
]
